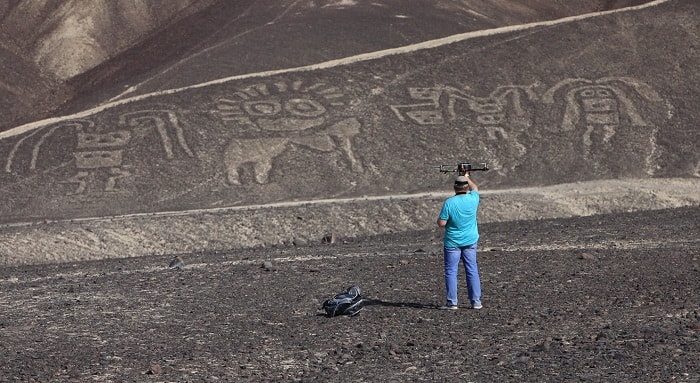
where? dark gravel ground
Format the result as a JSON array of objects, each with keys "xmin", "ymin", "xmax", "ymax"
[{"xmin": 1, "ymin": 206, "xmax": 698, "ymax": 382}]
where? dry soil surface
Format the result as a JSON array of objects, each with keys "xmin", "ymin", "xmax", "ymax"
[{"xmin": 0, "ymin": 205, "xmax": 698, "ymax": 382}]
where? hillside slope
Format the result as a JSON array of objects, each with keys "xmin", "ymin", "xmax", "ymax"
[
  {"xmin": 0, "ymin": 0, "xmax": 215, "ymax": 130},
  {"xmin": 1, "ymin": 0, "xmax": 652, "ymax": 131},
  {"xmin": 0, "ymin": 0, "xmax": 697, "ymax": 265}
]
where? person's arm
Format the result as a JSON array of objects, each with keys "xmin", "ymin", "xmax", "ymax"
[
  {"xmin": 437, "ymin": 202, "xmax": 448, "ymax": 227},
  {"xmin": 466, "ymin": 173, "xmax": 478, "ymax": 192}
]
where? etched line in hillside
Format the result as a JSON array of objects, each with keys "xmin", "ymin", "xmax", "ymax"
[
  {"xmin": 1, "ymin": 178, "xmax": 698, "ymax": 229},
  {"xmin": 120, "ymin": 109, "xmax": 194, "ymax": 159},
  {"xmin": 30, "ymin": 125, "xmax": 61, "ymax": 170},
  {"xmin": 390, "ymin": 84, "xmax": 537, "ymax": 176},
  {"xmin": 0, "ymin": 0, "xmax": 670, "ymax": 141},
  {"xmin": 389, "ymin": 77, "xmax": 667, "ymax": 176},
  {"xmin": 108, "ymin": 0, "xmax": 308, "ymax": 102},
  {"xmin": 544, "ymin": 77, "xmax": 664, "ymax": 175},
  {"xmin": 5, "ymin": 120, "xmax": 94, "ymax": 174},
  {"xmin": 5, "ymin": 127, "xmax": 42, "ymax": 173},
  {"xmin": 214, "ymin": 80, "xmax": 360, "ymax": 185},
  {"xmin": 62, "ymin": 171, "xmax": 89, "ymax": 195},
  {"xmin": 60, "ymin": 120, "xmax": 134, "ymax": 195},
  {"xmin": 223, "ymin": 117, "xmax": 362, "ymax": 185}
]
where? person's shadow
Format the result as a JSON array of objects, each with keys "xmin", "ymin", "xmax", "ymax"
[{"xmin": 362, "ymin": 297, "xmax": 436, "ymax": 310}]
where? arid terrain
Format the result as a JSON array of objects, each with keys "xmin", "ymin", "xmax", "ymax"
[
  {"xmin": 0, "ymin": 206, "xmax": 698, "ymax": 382},
  {"xmin": 0, "ymin": 0, "xmax": 698, "ymax": 382}
]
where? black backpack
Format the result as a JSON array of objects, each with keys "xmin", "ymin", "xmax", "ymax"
[{"xmin": 322, "ymin": 286, "xmax": 364, "ymax": 317}]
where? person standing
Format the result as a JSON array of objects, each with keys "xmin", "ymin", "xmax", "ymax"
[{"xmin": 436, "ymin": 172, "xmax": 482, "ymax": 310}]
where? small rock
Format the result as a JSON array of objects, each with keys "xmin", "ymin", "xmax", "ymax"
[
  {"xmin": 532, "ymin": 340, "xmax": 551, "ymax": 352},
  {"xmin": 322, "ymin": 233, "xmax": 336, "ymax": 244},
  {"xmin": 168, "ymin": 256, "xmax": 185, "ymax": 270},
  {"xmin": 579, "ymin": 252, "xmax": 597, "ymax": 261},
  {"xmin": 293, "ymin": 237, "xmax": 307, "ymax": 247},
  {"xmin": 507, "ymin": 317, "xmax": 521, "ymax": 326},
  {"xmin": 145, "ymin": 363, "xmax": 162, "ymax": 375}
]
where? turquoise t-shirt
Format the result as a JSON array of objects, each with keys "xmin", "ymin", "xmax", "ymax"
[{"xmin": 439, "ymin": 191, "xmax": 480, "ymax": 248}]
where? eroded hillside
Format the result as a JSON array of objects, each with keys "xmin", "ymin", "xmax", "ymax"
[
  {"xmin": 0, "ymin": 0, "xmax": 697, "ymax": 265},
  {"xmin": 1, "ymin": 0, "xmax": 653, "ymax": 131}
]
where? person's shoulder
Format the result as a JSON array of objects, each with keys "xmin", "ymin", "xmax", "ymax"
[{"xmin": 445, "ymin": 194, "xmax": 463, "ymax": 204}]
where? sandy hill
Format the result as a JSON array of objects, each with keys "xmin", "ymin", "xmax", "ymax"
[
  {"xmin": 1, "ymin": 0, "xmax": 652, "ymax": 130},
  {"xmin": 0, "ymin": 0, "xmax": 698, "ymax": 265}
]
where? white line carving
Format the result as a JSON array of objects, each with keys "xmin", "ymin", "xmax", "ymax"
[
  {"xmin": 64, "ymin": 120, "xmax": 133, "ymax": 194},
  {"xmin": 224, "ymin": 117, "xmax": 362, "ymax": 185},
  {"xmin": 4, "ymin": 120, "xmax": 94, "ymax": 173},
  {"xmin": 119, "ymin": 110, "xmax": 194, "ymax": 159},
  {"xmin": 216, "ymin": 80, "xmax": 360, "ymax": 185},
  {"xmin": 543, "ymin": 77, "xmax": 663, "ymax": 174},
  {"xmin": 390, "ymin": 85, "xmax": 536, "ymax": 175}
]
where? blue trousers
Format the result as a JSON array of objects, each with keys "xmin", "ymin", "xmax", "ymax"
[{"xmin": 443, "ymin": 243, "xmax": 481, "ymax": 307}]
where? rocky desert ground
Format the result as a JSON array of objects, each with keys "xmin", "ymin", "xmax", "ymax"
[
  {"xmin": 0, "ymin": 0, "xmax": 698, "ymax": 382},
  {"xmin": 0, "ymin": 206, "xmax": 698, "ymax": 382}
]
